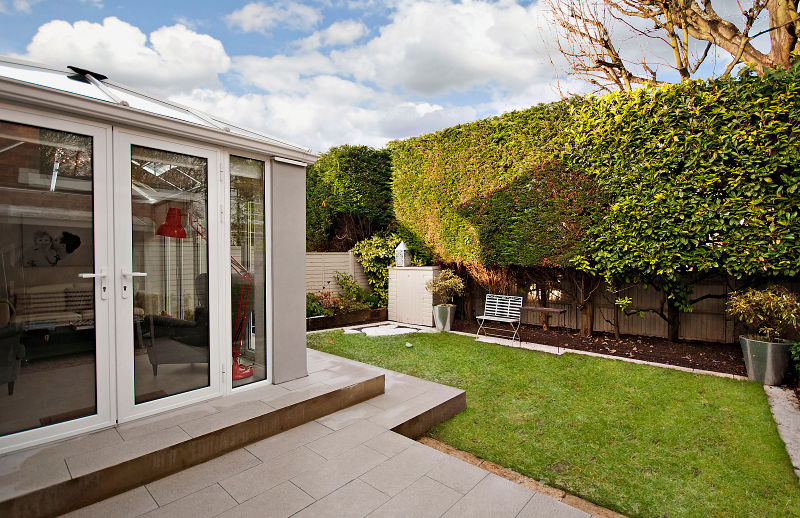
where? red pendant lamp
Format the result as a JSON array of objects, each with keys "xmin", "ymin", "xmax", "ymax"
[{"xmin": 157, "ymin": 207, "xmax": 187, "ymax": 238}]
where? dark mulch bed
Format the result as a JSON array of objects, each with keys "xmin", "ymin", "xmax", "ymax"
[{"xmin": 453, "ymin": 319, "xmax": 747, "ymax": 376}]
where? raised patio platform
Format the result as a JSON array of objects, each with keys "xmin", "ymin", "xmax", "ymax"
[{"xmin": 0, "ymin": 350, "xmax": 466, "ymax": 517}]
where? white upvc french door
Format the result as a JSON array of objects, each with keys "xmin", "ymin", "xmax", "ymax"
[
  {"xmin": 0, "ymin": 106, "xmax": 114, "ymax": 454},
  {"xmin": 112, "ymin": 130, "xmax": 223, "ymax": 422}
]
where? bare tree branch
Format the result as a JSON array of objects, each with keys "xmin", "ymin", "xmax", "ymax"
[{"xmin": 547, "ymin": 0, "xmax": 800, "ymax": 91}]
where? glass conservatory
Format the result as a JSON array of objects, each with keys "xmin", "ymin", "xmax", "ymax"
[{"xmin": 0, "ymin": 57, "xmax": 314, "ymax": 453}]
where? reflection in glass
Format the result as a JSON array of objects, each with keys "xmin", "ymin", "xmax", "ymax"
[
  {"xmin": 131, "ymin": 145, "xmax": 209, "ymax": 404},
  {"xmin": 230, "ymin": 156, "xmax": 267, "ymax": 387},
  {"xmin": 0, "ymin": 120, "xmax": 96, "ymax": 436}
]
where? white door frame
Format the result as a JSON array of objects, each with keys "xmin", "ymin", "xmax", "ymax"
[
  {"xmin": 0, "ymin": 105, "xmax": 115, "ymax": 454},
  {"xmin": 112, "ymin": 129, "xmax": 223, "ymax": 423},
  {"xmin": 223, "ymin": 151, "xmax": 273, "ymax": 392}
]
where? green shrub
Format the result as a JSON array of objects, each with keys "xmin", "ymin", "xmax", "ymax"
[
  {"xmin": 389, "ymin": 99, "xmax": 591, "ymax": 267},
  {"xmin": 306, "ymin": 292, "xmax": 330, "ymax": 317},
  {"xmin": 306, "ymin": 145, "xmax": 393, "ymax": 251},
  {"xmin": 425, "ymin": 269, "xmax": 465, "ymax": 304},
  {"xmin": 727, "ymin": 286, "xmax": 800, "ymax": 341},
  {"xmin": 333, "ymin": 271, "xmax": 366, "ymax": 302},
  {"xmin": 351, "ymin": 233, "xmax": 401, "ymax": 307},
  {"xmin": 567, "ymin": 60, "xmax": 800, "ymax": 310},
  {"xmin": 791, "ymin": 343, "xmax": 800, "ymax": 384}
]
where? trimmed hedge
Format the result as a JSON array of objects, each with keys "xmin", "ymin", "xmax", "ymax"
[
  {"xmin": 567, "ymin": 63, "xmax": 800, "ymax": 306},
  {"xmin": 389, "ymin": 100, "xmax": 594, "ymax": 268},
  {"xmin": 306, "ymin": 145, "xmax": 393, "ymax": 251},
  {"xmin": 389, "ymin": 62, "xmax": 800, "ymax": 291}
]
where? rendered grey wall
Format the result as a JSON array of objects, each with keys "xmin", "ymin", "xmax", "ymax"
[{"xmin": 271, "ymin": 159, "xmax": 308, "ymax": 383}]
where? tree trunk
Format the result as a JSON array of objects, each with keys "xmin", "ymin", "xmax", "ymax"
[
  {"xmin": 613, "ymin": 302, "xmax": 620, "ymax": 340},
  {"xmin": 463, "ymin": 274, "xmax": 474, "ymax": 320},
  {"xmin": 667, "ymin": 299, "xmax": 680, "ymax": 342},
  {"xmin": 539, "ymin": 289, "xmax": 549, "ymax": 330},
  {"xmin": 580, "ymin": 300, "xmax": 594, "ymax": 337}
]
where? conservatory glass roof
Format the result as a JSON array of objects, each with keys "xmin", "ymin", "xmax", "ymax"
[{"xmin": 0, "ymin": 57, "xmax": 311, "ymax": 153}]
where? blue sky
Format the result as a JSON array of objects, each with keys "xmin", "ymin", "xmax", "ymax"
[{"xmin": 0, "ymin": 0, "xmax": 749, "ymax": 153}]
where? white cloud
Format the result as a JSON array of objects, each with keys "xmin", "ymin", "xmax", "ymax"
[
  {"xmin": 17, "ymin": 17, "xmax": 230, "ymax": 95},
  {"xmin": 330, "ymin": 0, "xmax": 554, "ymax": 96},
  {"xmin": 170, "ymin": 86, "xmax": 478, "ymax": 152},
  {"xmin": 232, "ymin": 52, "xmax": 336, "ymax": 93},
  {"xmin": 225, "ymin": 2, "xmax": 321, "ymax": 34},
  {"xmin": 297, "ymin": 19, "xmax": 368, "ymax": 51}
]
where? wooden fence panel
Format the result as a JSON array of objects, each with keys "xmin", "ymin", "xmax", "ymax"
[{"xmin": 306, "ymin": 251, "xmax": 370, "ymax": 296}]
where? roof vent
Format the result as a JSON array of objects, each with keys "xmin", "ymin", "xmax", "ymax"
[
  {"xmin": 67, "ymin": 66, "xmax": 108, "ymax": 81},
  {"xmin": 66, "ymin": 65, "xmax": 129, "ymax": 106}
]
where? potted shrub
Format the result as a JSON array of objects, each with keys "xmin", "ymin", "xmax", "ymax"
[
  {"xmin": 727, "ymin": 286, "xmax": 800, "ymax": 385},
  {"xmin": 425, "ymin": 269, "xmax": 465, "ymax": 331}
]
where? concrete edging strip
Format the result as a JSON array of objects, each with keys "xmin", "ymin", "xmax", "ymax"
[{"xmin": 764, "ymin": 385, "xmax": 800, "ymax": 483}]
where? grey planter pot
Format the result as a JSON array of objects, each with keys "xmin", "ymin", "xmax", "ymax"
[
  {"xmin": 739, "ymin": 335, "xmax": 792, "ymax": 385},
  {"xmin": 433, "ymin": 304, "xmax": 456, "ymax": 331}
]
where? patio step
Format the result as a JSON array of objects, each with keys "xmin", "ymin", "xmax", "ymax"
[{"xmin": 0, "ymin": 374, "xmax": 385, "ymax": 518}]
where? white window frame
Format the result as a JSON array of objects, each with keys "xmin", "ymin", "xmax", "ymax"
[
  {"xmin": 0, "ymin": 104, "xmax": 115, "ymax": 454},
  {"xmin": 223, "ymin": 151, "xmax": 273, "ymax": 393}
]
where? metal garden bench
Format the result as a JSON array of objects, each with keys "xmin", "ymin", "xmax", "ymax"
[{"xmin": 476, "ymin": 294, "xmax": 523, "ymax": 344}]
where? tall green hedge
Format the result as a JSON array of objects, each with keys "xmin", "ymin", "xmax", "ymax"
[
  {"xmin": 567, "ymin": 63, "xmax": 800, "ymax": 306},
  {"xmin": 390, "ymin": 63, "xmax": 800, "ymax": 283},
  {"xmin": 306, "ymin": 145, "xmax": 393, "ymax": 251},
  {"xmin": 389, "ymin": 99, "xmax": 595, "ymax": 268}
]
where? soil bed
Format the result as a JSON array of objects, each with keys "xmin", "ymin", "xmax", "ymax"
[{"xmin": 453, "ymin": 319, "xmax": 747, "ymax": 376}]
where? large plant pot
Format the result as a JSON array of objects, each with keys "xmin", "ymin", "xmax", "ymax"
[
  {"xmin": 433, "ymin": 304, "xmax": 456, "ymax": 331},
  {"xmin": 739, "ymin": 335, "xmax": 792, "ymax": 385}
]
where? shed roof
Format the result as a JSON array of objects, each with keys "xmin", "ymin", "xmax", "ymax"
[{"xmin": 0, "ymin": 56, "xmax": 314, "ymax": 159}]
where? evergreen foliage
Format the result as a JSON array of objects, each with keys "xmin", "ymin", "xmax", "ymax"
[
  {"xmin": 389, "ymin": 100, "xmax": 590, "ymax": 267},
  {"xmin": 567, "ymin": 61, "xmax": 800, "ymax": 310},
  {"xmin": 306, "ymin": 145, "xmax": 393, "ymax": 251}
]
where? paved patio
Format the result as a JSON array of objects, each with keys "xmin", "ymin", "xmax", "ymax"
[{"xmin": 57, "ymin": 349, "xmax": 593, "ymax": 518}]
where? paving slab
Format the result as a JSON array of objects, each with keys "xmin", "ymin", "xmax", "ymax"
[
  {"xmin": 362, "ymin": 430, "xmax": 417, "ymax": 458},
  {"xmin": 214, "ymin": 481, "xmax": 314, "ymax": 518},
  {"xmin": 367, "ymin": 476, "xmax": 462, "ymax": 518},
  {"xmin": 292, "ymin": 479, "xmax": 389, "ymax": 518},
  {"xmin": 306, "ymin": 419, "xmax": 386, "ymax": 459},
  {"xmin": 219, "ymin": 446, "xmax": 325, "ymax": 503},
  {"xmin": 245, "ymin": 421, "xmax": 333, "ymax": 462},
  {"xmin": 145, "ymin": 449, "xmax": 260, "ymax": 506},
  {"xmin": 60, "ymin": 487, "xmax": 157, "ymax": 518},
  {"xmin": 359, "ymin": 442, "xmax": 448, "ymax": 496},
  {"xmin": 177, "ymin": 400, "xmax": 274, "ymax": 437},
  {"xmin": 138, "ymin": 483, "xmax": 237, "ymax": 518},
  {"xmin": 517, "ymin": 492, "xmax": 591, "ymax": 518},
  {"xmin": 426, "ymin": 455, "xmax": 488, "ymax": 494},
  {"xmin": 66, "ymin": 426, "xmax": 191, "ymax": 477},
  {"xmin": 291, "ymin": 444, "xmax": 388, "ymax": 499},
  {"xmin": 441, "ymin": 473, "xmax": 534, "ymax": 518}
]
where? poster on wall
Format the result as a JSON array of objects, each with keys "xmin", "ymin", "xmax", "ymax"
[{"xmin": 21, "ymin": 225, "xmax": 92, "ymax": 267}]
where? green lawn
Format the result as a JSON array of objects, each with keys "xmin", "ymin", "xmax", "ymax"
[{"xmin": 308, "ymin": 330, "xmax": 800, "ymax": 518}]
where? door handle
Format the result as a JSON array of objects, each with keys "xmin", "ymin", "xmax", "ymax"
[
  {"xmin": 121, "ymin": 270, "xmax": 147, "ymax": 278},
  {"xmin": 120, "ymin": 269, "xmax": 147, "ymax": 299},
  {"xmin": 79, "ymin": 267, "xmax": 109, "ymax": 300}
]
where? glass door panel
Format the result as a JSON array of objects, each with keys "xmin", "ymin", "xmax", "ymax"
[
  {"xmin": 129, "ymin": 145, "xmax": 210, "ymax": 404},
  {"xmin": 0, "ymin": 120, "xmax": 99, "ymax": 436},
  {"xmin": 230, "ymin": 156, "xmax": 267, "ymax": 387}
]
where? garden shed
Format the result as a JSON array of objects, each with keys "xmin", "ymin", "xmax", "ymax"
[{"xmin": 0, "ymin": 57, "xmax": 316, "ymax": 454}]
